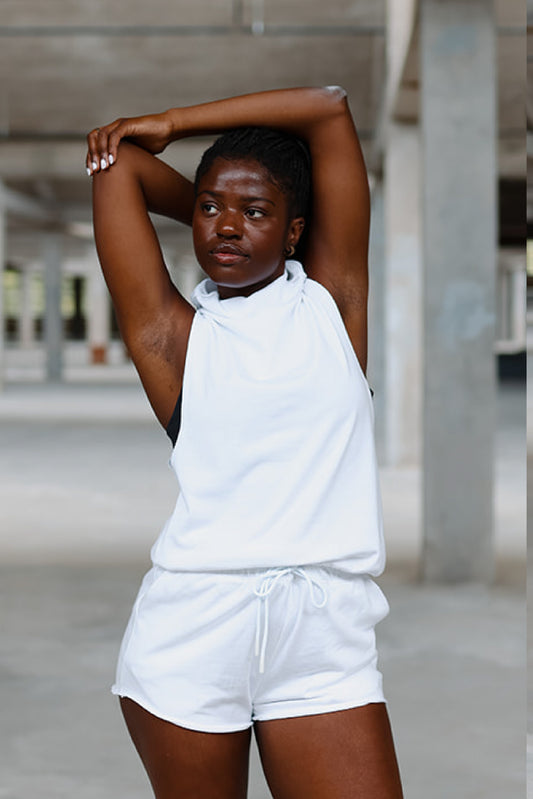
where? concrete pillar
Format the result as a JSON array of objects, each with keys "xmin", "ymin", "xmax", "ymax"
[
  {"xmin": 0, "ymin": 195, "xmax": 5, "ymax": 390},
  {"xmin": 87, "ymin": 257, "xmax": 110, "ymax": 364},
  {"xmin": 19, "ymin": 267, "xmax": 34, "ymax": 348},
  {"xmin": 420, "ymin": 0, "xmax": 497, "ymax": 582},
  {"xmin": 44, "ymin": 233, "xmax": 63, "ymax": 382},
  {"xmin": 367, "ymin": 180, "xmax": 386, "ymax": 462},
  {"xmin": 384, "ymin": 122, "xmax": 422, "ymax": 465}
]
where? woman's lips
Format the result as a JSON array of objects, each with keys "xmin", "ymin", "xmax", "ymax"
[{"xmin": 210, "ymin": 245, "xmax": 249, "ymax": 265}]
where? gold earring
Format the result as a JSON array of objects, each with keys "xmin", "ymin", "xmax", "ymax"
[{"xmin": 284, "ymin": 244, "xmax": 295, "ymax": 258}]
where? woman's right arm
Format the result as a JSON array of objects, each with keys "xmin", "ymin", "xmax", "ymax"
[{"xmin": 90, "ymin": 140, "xmax": 195, "ymax": 428}]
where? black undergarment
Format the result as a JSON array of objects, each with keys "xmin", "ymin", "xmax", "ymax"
[{"xmin": 166, "ymin": 392, "xmax": 182, "ymax": 446}]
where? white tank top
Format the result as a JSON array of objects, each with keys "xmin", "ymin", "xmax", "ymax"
[{"xmin": 151, "ymin": 261, "xmax": 385, "ymax": 576}]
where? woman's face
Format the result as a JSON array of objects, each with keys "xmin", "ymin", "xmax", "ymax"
[{"xmin": 193, "ymin": 157, "xmax": 304, "ymax": 299}]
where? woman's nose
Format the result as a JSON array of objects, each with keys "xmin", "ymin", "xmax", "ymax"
[{"xmin": 216, "ymin": 209, "xmax": 242, "ymax": 237}]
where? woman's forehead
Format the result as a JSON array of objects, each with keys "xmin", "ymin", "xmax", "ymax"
[{"xmin": 198, "ymin": 157, "xmax": 281, "ymax": 197}]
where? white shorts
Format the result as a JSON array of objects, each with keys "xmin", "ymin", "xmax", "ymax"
[{"xmin": 112, "ymin": 564, "xmax": 389, "ymax": 733}]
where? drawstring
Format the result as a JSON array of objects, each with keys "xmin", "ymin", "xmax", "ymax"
[{"xmin": 253, "ymin": 567, "xmax": 328, "ymax": 674}]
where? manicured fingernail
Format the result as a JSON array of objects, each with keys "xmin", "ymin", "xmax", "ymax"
[
  {"xmin": 100, "ymin": 158, "xmax": 107, "ymax": 169},
  {"xmin": 86, "ymin": 167, "xmax": 91, "ymax": 176},
  {"xmin": 108, "ymin": 154, "xmax": 114, "ymax": 165},
  {"xmin": 92, "ymin": 161, "xmax": 98, "ymax": 171}
]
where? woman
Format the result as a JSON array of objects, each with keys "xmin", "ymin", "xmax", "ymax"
[{"xmin": 87, "ymin": 86, "xmax": 403, "ymax": 798}]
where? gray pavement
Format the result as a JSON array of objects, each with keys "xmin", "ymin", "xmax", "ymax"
[{"xmin": 0, "ymin": 355, "xmax": 526, "ymax": 798}]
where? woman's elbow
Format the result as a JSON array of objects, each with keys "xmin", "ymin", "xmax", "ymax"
[
  {"xmin": 317, "ymin": 85, "xmax": 350, "ymax": 119},
  {"xmin": 323, "ymin": 85, "xmax": 348, "ymax": 102}
]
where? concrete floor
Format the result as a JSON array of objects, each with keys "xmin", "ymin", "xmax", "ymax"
[{"xmin": 0, "ymin": 358, "xmax": 526, "ymax": 798}]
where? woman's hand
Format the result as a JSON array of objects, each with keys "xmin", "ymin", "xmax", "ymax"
[{"xmin": 86, "ymin": 111, "xmax": 175, "ymax": 176}]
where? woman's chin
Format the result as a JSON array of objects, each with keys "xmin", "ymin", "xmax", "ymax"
[{"xmin": 202, "ymin": 262, "xmax": 286, "ymax": 299}]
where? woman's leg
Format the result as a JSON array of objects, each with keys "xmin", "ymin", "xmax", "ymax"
[
  {"xmin": 254, "ymin": 702, "xmax": 403, "ymax": 799},
  {"xmin": 120, "ymin": 698, "xmax": 251, "ymax": 799}
]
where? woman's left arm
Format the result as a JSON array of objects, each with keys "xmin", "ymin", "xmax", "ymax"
[{"xmin": 274, "ymin": 87, "xmax": 370, "ymax": 371}]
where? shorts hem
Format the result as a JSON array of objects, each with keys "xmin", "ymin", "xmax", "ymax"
[
  {"xmin": 111, "ymin": 686, "xmax": 253, "ymax": 734},
  {"xmin": 252, "ymin": 692, "xmax": 386, "ymax": 723}
]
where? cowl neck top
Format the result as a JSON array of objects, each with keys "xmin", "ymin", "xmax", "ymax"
[
  {"xmin": 191, "ymin": 259, "xmax": 306, "ymax": 321},
  {"xmin": 151, "ymin": 260, "xmax": 385, "ymax": 576}
]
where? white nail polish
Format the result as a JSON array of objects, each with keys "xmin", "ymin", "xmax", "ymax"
[
  {"xmin": 86, "ymin": 167, "xmax": 91, "ymax": 176},
  {"xmin": 92, "ymin": 161, "xmax": 98, "ymax": 170},
  {"xmin": 100, "ymin": 158, "xmax": 107, "ymax": 169},
  {"xmin": 109, "ymin": 154, "xmax": 114, "ymax": 165}
]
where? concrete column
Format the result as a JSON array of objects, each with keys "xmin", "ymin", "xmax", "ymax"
[
  {"xmin": 87, "ymin": 258, "xmax": 110, "ymax": 364},
  {"xmin": 367, "ymin": 180, "xmax": 386, "ymax": 462},
  {"xmin": 384, "ymin": 122, "xmax": 422, "ymax": 465},
  {"xmin": 0, "ymin": 195, "xmax": 5, "ymax": 390},
  {"xmin": 420, "ymin": 0, "xmax": 497, "ymax": 582},
  {"xmin": 44, "ymin": 233, "xmax": 63, "ymax": 382},
  {"xmin": 19, "ymin": 267, "xmax": 34, "ymax": 348}
]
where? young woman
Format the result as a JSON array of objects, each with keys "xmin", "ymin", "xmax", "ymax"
[{"xmin": 87, "ymin": 87, "xmax": 403, "ymax": 799}]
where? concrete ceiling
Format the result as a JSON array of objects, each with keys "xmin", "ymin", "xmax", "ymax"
[
  {"xmin": 0, "ymin": 0, "xmax": 527, "ymax": 255},
  {"xmin": 0, "ymin": 1, "xmax": 385, "ymax": 138}
]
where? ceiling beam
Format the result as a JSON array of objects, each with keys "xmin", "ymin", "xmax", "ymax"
[
  {"xmin": 0, "ymin": 139, "xmax": 213, "ymax": 180},
  {"xmin": 0, "ymin": 183, "xmax": 100, "ymax": 238},
  {"xmin": 0, "ymin": 182, "xmax": 57, "ymax": 223},
  {"xmin": 0, "ymin": 24, "xmax": 386, "ymax": 37}
]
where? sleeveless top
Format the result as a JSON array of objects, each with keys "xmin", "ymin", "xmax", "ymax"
[{"xmin": 150, "ymin": 260, "xmax": 385, "ymax": 576}]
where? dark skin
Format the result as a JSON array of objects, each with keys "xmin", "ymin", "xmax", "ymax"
[
  {"xmin": 89, "ymin": 87, "xmax": 403, "ymax": 798},
  {"xmin": 193, "ymin": 158, "xmax": 304, "ymax": 299},
  {"xmin": 121, "ymin": 699, "xmax": 403, "ymax": 799}
]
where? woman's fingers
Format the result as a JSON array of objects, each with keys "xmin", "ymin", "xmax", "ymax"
[
  {"xmin": 86, "ymin": 114, "xmax": 175, "ymax": 175},
  {"xmin": 87, "ymin": 128, "xmax": 108, "ymax": 176},
  {"xmin": 86, "ymin": 127, "xmax": 101, "ymax": 175},
  {"xmin": 86, "ymin": 113, "xmax": 174, "ymax": 176},
  {"xmin": 107, "ymin": 123, "xmax": 126, "ymax": 168},
  {"xmin": 97, "ymin": 127, "xmax": 112, "ymax": 170},
  {"xmin": 86, "ymin": 119, "xmax": 125, "ymax": 176},
  {"xmin": 99, "ymin": 120, "xmax": 126, "ymax": 169}
]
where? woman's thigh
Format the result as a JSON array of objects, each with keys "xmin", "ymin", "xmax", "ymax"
[
  {"xmin": 120, "ymin": 698, "xmax": 252, "ymax": 799},
  {"xmin": 254, "ymin": 702, "xmax": 403, "ymax": 799}
]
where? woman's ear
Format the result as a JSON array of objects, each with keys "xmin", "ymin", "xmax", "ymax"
[{"xmin": 286, "ymin": 217, "xmax": 305, "ymax": 250}]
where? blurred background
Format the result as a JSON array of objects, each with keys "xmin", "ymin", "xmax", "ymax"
[{"xmin": 0, "ymin": 1, "xmax": 527, "ymax": 798}]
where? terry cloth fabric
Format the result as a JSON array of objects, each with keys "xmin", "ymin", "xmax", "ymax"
[
  {"xmin": 151, "ymin": 260, "xmax": 385, "ymax": 576},
  {"xmin": 111, "ymin": 564, "xmax": 389, "ymax": 731}
]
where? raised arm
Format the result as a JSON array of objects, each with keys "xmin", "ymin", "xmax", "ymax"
[
  {"xmin": 89, "ymin": 87, "xmax": 370, "ymax": 370},
  {"xmin": 175, "ymin": 87, "xmax": 371, "ymax": 371},
  {"xmin": 90, "ymin": 141, "xmax": 195, "ymax": 428}
]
